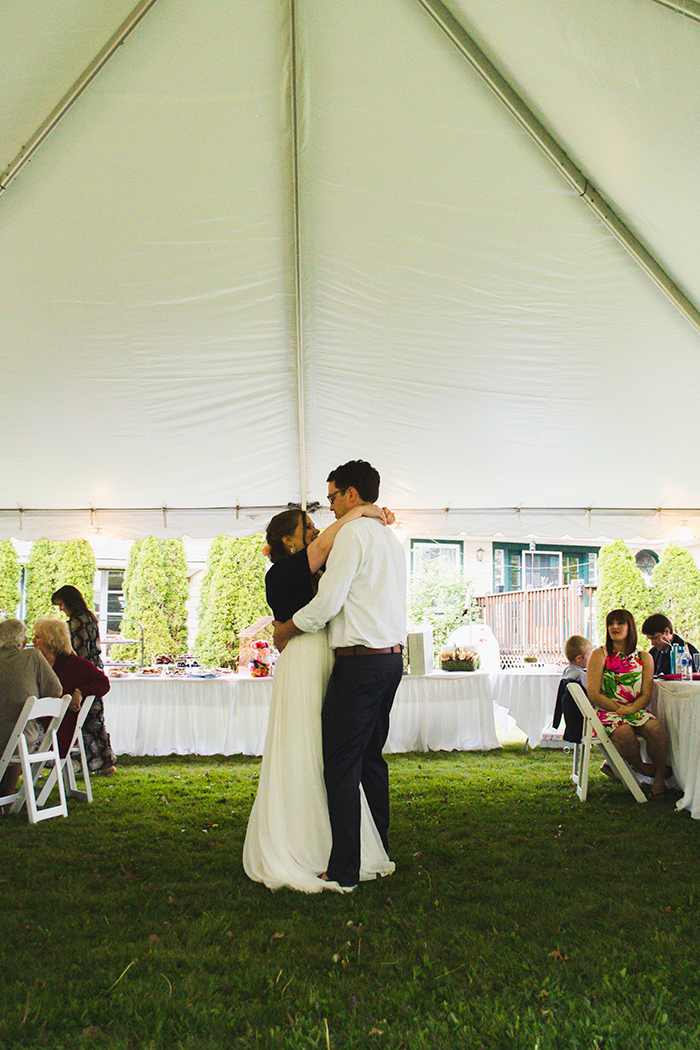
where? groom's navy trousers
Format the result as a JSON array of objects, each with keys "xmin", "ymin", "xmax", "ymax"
[{"xmin": 322, "ymin": 649, "xmax": 403, "ymax": 887}]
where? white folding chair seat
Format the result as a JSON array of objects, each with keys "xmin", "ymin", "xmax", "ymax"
[
  {"xmin": 0, "ymin": 694, "xmax": 72, "ymax": 822},
  {"xmin": 36, "ymin": 695, "xmax": 94, "ymax": 807},
  {"xmin": 566, "ymin": 683, "xmax": 647, "ymax": 804}
]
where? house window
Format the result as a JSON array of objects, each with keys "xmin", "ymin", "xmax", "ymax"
[
  {"xmin": 94, "ymin": 569, "xmax": 125, "ymax": 635},
  {"xmin": 411, "ymin": 539, "xmax": 463, "ymax": 574},
  {"xmin": 494, "ymin": 543, "xmax": 598, "ymax": 592},
  {"xmin": 635, "ymin": 549, "xmax": 659, "ymax": 579}
]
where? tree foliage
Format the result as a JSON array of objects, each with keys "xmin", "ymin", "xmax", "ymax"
[
  {"xmin": 24, "ymin": 539, "xmax": 96, "ymax": 628},
  {"xmin": 115, "ymin": 538, "xmax": 189, "ymax": 664},
  {"xmin": 407, "ymin": 560, "xmax": 479, "ymax": 661},
  {"xmin": 24, "ymin": 539, "xmax": 60, "ymax": 627},
  {"xmin": 53, "ymin": 540, "xmax": 96, "ymax": 607},
  {"xmin": 650, "ymin": 542, "xmax": 700, "ymax": 646},
  {"xmin": 196, "ymin": 535, "xmax": 269, "ymax": 668},
  {"xmin": 594, "ymin": 540, "xmax": 653, "ymax": 647},
  {"xmin": 0, "ymin": 540, "xmax": 21, "ymax": 617}
]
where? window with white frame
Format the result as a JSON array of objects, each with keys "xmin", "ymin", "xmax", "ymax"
[{"xmin": 410, "ymin": 539, "xmax": 464, "ymax": 574}]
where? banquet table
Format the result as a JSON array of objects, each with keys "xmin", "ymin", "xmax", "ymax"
[
  {"xmin": 488, "ymin": 668, "xmax": 561, "ymax": 747},
  {"xmin": 652, "ymin": 679, "xmax": 700, "ymax": 819},
  {"xmin": 104, "ymin": 670, "xmax": 500, "ymax": 757}
]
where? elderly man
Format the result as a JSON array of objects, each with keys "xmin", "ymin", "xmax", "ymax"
[
  {"xmin": 641, "ymin": 613, "xmax": 698, "ymax": 677},
  {"xmin": 0, "ymin": 618, "xmax": 62, "ymax": 810}
]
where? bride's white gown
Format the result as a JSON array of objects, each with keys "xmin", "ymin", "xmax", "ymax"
[{"xmin": 243, "ymin": 629, "xmax": 395, "ymax": 892}]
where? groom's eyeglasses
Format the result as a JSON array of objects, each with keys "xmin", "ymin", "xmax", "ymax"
[{"xmin": 328, "ymin": 490, "xmax": 342, "ymax": 506}]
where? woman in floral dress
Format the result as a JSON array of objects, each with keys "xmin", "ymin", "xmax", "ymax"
[
  {"xmin": 52, "ymin": 585, "xmax": 116, "ymax": 774},
  {"xmin": 587, "ymin": 608, "xmax": 669, "ymax": 797}
]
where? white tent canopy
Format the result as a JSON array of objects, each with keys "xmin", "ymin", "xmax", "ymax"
[{"xmin": 2, "ymin": 0, "xmax": 699, "ymax": 543}]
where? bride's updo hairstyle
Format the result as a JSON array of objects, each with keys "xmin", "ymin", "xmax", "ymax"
[{"xmin": 265, "ymin": 509, "xmax": 304, "ymax": 563}]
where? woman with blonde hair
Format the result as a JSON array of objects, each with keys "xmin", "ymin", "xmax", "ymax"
[{"xmin": 32, "ymin": 617, "xmax": 115, "ymax": 773}]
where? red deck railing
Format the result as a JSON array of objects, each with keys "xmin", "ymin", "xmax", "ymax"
[{"xmin": 476, "ymin": 582, "xmax": 597, "ymax": 667}]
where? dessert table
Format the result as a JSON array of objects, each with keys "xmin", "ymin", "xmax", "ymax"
[
  {"xmin": 652, "ymin": 679, "xmax": 700, "ymax": 820},
  {"xmin": 104, "ymin": 670, "xmax": 500, "ymax": 757},
  {"xmin": 489, "ymin": 668, "xmax": 561, "ymax": 747}
]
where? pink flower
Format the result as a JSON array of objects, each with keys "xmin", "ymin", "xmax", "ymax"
[{"xmin": 606, "ymin": 652, "xmax": 627, "ymax": 673}]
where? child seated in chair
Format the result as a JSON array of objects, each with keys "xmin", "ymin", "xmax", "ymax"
[{"xmin": 554, "ymin": 635, "xmax": 593, "ymax": 745}]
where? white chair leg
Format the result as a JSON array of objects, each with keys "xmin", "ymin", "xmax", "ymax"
[{"xmin": 19, "ymin": 731, "xmax": 68, "ymax": 824}]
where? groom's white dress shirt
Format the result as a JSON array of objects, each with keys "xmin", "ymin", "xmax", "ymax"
[{"xmin": 292, "ymin": 518, "xmax": 406, "ymax": 649}]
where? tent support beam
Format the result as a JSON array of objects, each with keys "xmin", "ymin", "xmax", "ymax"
[
  {"xmin": 649, "ymin": 0, "xmax": 700, "ymax": 22},
  {"xmin": 289, "ymin": 0, "xmax": 308, "ymax": 511},
  {"xmin": 0, "ymin": 0, "xmax": 161, "ymax": 196},
  {"xmin": 414, "ymin": 0, "xmax": 700, "ymax": 336}
]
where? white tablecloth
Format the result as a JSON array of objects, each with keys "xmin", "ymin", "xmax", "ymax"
[
  {"xmin": 387, "ymin": 671, "xmax": 500, "ymax": 752},
  {"xmin": 489, "ymin": 668, "xmax": 561, "ymax": 746},
  {"xmin": 652, "ymin": 680, "xmax": 700, "ymax": 819},
  {"xmin": 104, "ymin": 670, "xmax": 500, "ymax": 757}
]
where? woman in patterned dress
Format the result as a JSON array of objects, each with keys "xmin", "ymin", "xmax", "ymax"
[
  {"xmin": 51, "ymin": 585, "xmax": 116, "ymax": 774},
  {"xmin": 587, "ymin": 608, "xmax": 669, "ymax": 797}
]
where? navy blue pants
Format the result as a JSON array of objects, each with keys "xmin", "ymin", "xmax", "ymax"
[{"xmin": 321, "ymin": 652, "xmax": 403, "ymax": 886}]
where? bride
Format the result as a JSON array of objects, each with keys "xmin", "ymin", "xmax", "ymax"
[{"xmin": 243, "ymin": 505, "xmax": 396, "ymax": 892}]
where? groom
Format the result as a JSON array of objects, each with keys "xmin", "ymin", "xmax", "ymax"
[{"xmin": 273, "ymin": 459, "xmax": 406, "ymax": 889}]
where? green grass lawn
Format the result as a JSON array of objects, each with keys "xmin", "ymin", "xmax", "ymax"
[{"xmin": 1, "ymin": 748, "xmax": 698, "ymax": 1050}]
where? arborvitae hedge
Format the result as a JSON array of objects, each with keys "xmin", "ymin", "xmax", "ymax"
[
  {"xmin": 115, "ymin": 538, "xmax": 189, "ymax": 664},
  {"xmin": 196, "ymin": 534, "xmax": 269, "ymax": 668},
  {"xmin": 24, "ymin": 539, "xmax": 96, "ymax": 628},
  {"xmin": 594, "ymin": 540, "xmax": 653, "ymax": 646},
  {"xmin": 0, "ymin": 540, "xmax": 21, "ymax": 617},
  {"xmin": 650, "ymin": 542, "xmax": 700, "ymax": 646}
]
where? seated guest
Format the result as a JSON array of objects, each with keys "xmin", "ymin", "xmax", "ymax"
[
  {"xmin": 553, "ymin": 635, "xmax": 593, "ymax": 743},
  {"xmin": 641, "ymin": 613, "xmax": 698, "ymax": 677},
  {"xmin": 0, "ymin": 618, "xmax": 62, "ymax": 811},
  {"xmin": 587, "ymin": 609, "xmax": 669, "ymax": 798},
  {"xmin": 32, "ymin": 618, "xmax": 115, "ymax": 773}
]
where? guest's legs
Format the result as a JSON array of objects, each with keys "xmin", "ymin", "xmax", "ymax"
[
  {"xmin": 0, "ymin": 764, "xmax": 21, "ymax": 811},
  {"xmin": 610, "ymin": 723, "xmax": 655, "ymax": 777},
  {"xmin": 635, "ymin": 719, "xmax": 669, "ymax": 795}
]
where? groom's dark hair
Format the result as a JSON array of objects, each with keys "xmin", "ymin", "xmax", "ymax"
[{"xmin": 327, "ymin": 459, "xmax": 380, "ymax": 503}]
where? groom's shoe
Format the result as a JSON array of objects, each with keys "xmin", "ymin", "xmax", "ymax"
[{"xmin": 318, "ymin": 873, "xmax": 358, "ymax": 894}]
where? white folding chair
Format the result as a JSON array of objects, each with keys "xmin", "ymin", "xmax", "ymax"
[
  {"xmin": 36, "ymin": 695, "xmax": 94, "ymax": 807},
  {"xmin": 566, "ymin": 683, "xmax": 647, "ymax": 804},
  {"xmin": 0, "ymin": 694, "xmax": 72, "ymax": 822}
]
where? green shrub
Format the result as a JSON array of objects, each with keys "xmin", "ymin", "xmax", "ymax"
[
  {"xmin": 0, "ymin": 540, "xmax": 21, "ymax": 617},
  {"xmin": 114, "ymin": 537, "xmax": 189, "ymax": 664},
  {"xmin": 196, "ymin": 534, "xmax": 269, "ymax": 667},
  {"xmin": 23, "ymin": 538, "xmax": 60, "ymax": 627},
  {"xmin": 594, "ymin": 540, "xmax": 653, "ymax": 646},
  {"xmin": 650, "ymin": 542, "xmax": 700, "ymax": 646},
  {"xmin": 407, "ymin": 559, "xmax": 479, "ymax": 660},
  {"xmin": 53, "ymin": 539, "xmax": 96, "ymax": 606},
  {"xmin": 24, "ymin": 539, "xmax": 97, "ymax": 628}
]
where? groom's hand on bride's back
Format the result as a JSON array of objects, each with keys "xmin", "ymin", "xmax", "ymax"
[{"xmin": 273, "ymin": 619, "xmax": 300, "ymax": 653}]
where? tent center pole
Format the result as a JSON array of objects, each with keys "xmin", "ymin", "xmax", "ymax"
[{"xmin": 289, "ymin": 0, "xmax": 307, "ymax": 511}]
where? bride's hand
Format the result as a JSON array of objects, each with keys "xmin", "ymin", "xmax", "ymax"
[
  {"xmin": 382, "ymin": 507, "xmax": 396, "ymax": 526},
  {"xmin": 360, "ymin": 504, "xmax": 388, "ymax": 525}
]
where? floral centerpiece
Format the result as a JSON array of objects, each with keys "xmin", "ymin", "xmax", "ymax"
[
  {"xmin": 523, "ymin": 646, "xmax": 539, "ymax": 664},
  {"xmin": 249, "ymin": 638, "xmax": 272, "ymax": 677},
  {"xmin": 440, "ymin": 648, "xmax": 480, "ymax": 672}
]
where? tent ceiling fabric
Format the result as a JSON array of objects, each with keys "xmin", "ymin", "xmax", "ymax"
[{"xmin": 1, "ymin": 0, "xmax": 699, "ymax": 542}]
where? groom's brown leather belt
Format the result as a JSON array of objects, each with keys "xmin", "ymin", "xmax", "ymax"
[{"xmin": 334, "ymin": 644, "xmax": 403, "ymax": 656}]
